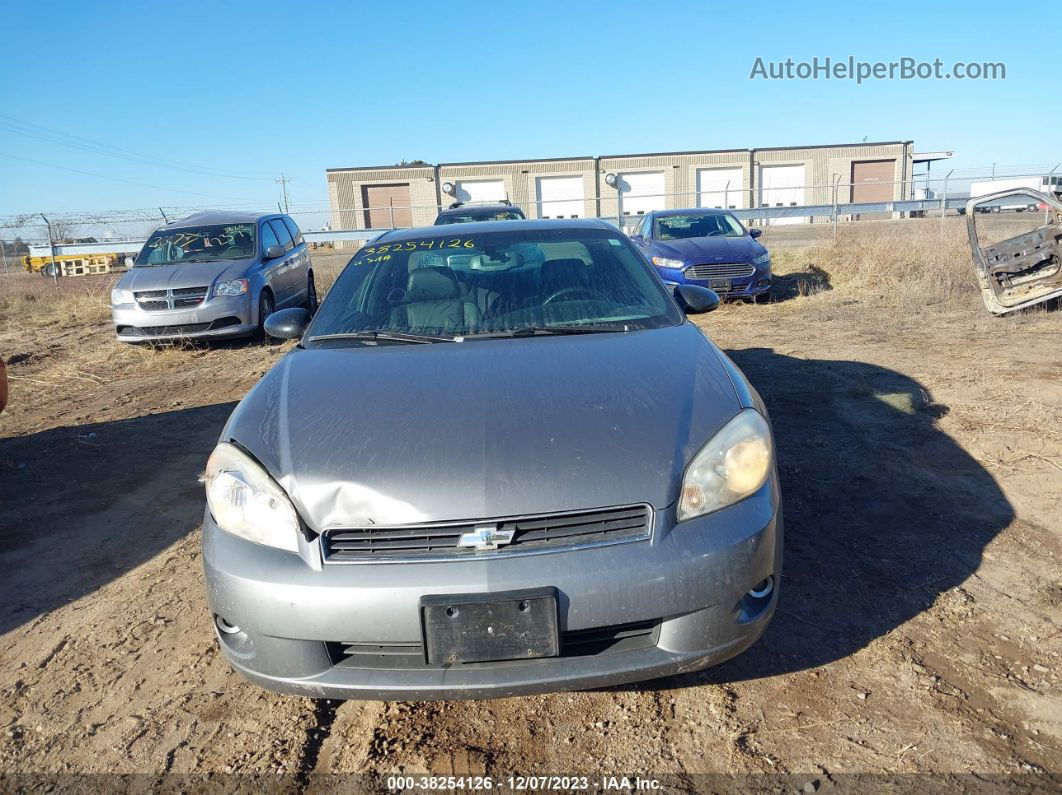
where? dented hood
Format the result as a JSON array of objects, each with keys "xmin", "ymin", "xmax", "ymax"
[{"xmin": 221, "ymin": 324, "xmax": 742, "ymax": 530}]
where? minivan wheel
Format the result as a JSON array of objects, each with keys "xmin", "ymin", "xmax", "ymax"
[
  {"xmin": 306, "ymin": 273, "xmax": 318, "ymax": 315},
  {"xmin": 256, "ymin": 290, "xmax": 275, "ymax": 341}
]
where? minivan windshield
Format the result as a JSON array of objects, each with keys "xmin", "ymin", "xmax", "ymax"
[
  {"xmin": 135, "ymin": 223, "xmax": 257, "ymax": 266},
  {"xmin": 306, "ymin": 227, "xmax": 683, "ymax": 342},
  {"xmin": 655, "ymin": 213, "xmax": 745, "ymax": 240}
]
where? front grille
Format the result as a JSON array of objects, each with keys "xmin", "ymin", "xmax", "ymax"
[
  {"xmin": 328, "ymin": 620, "xmax": 659, "ymax": 668},
  {"xmin": 133, "ymin": 286, "xmax": 209, "ymax": 310},
  {"xmin": 117, "ymin": 316, "xmax": 241, "ymax": 337},
  {"xmin": 323, "ymin": 504, "xmax": 651, "ymax": 562},
  {"xmin": 684, "ymin": 263, "xmax": 756, "ymax": 280}
]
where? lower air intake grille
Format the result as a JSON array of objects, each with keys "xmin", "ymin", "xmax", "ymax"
[
  {"xmin": 328, "ymin": 620, "xmax": 659, "ymax": 668},
  {"xmin": 323, "ymin": 504, "xmax": 651, "ymax": 562}
]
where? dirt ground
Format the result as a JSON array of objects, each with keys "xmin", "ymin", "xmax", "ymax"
[{"xmin": 0, "ymin": 218, "xmax": 1060, "ymax": 791}]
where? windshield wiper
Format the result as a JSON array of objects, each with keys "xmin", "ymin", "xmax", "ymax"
[
  {"xmin": 471, "ymin": 324, "xmax": 628, "ymax": 338},
  {"xmin": 306, "ymin": 331, "xmax": 454, "ymax": 345},
  {"xmin": 181, "ymin": 257, "xmax": 223, "ymax": 263}
]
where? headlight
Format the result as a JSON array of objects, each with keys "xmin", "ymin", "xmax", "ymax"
[
  {"xmin": 203, "ymin": 442, "xmax": 301, "ymax": 552},
  {"xmin": 111, "ymin": 288, "xmax": 133, "ymax": 305},
  {"xmin": 214, "ymin": 278, "xmax": 249, "ymax": 297},
  {"xmin": 652, "ymin": 257, "xmax": 685, "ymax": 269},
  {"xmin": 752, "ymin": 252, "xmax": 771, "ymax": 266},
  {"xmin": 677, "ymin": 409, "xmax": 773, "ymax": 522}
]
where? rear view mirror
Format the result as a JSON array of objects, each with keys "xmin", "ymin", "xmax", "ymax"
[
  {"xmin": 265, "ymin": 245, "xmax": 286, "ymax": 260},
  {"xmin": 674, "ymin": 285, "xmax": 720, "ymax": 314},
  {"xmin": 263, "ymin": 307, "xmax": 310, "ymax": 339},
  {"xmin": 749, "ymin": 228, "xmax": 763, "ymax": 239}
]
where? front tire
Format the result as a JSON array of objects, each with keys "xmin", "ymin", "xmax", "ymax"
[
  {"xmin": 305, "ymin": 272, "xmax": 318, "ymax": 315},
  {"xmin": 256, "ymin": 290, "xmax": 275, "ymax": 341}
]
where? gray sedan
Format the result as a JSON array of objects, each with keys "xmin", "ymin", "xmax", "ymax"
[
  {"xmin": 110, "ymin": 210, "xmax": 316, "ymax": 342},
  {"xmin": 202, "ymin": 219, "xmax": 782, "ymax": 700}
]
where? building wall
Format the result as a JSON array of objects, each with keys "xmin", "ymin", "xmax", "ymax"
[{"xmin": 325, "ymin": 142, "xmax": 915, "ymax": 237}]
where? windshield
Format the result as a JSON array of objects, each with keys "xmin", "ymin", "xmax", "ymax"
[
  {"xmin": 135, "ymin": 223, "xmax": 257, "ymax": 266},
  {"xmin": 436, "ymin": 209, "xmax": 524, "ymax": 225},
  {"xmin": 654, "ymin": 213, "xmax": 745, "ymax": 240},
  {"xmin": 306, "ymin": 227, "xmax": 683, "ymax": 343}
]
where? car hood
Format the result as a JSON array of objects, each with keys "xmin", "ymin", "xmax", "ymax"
[
  {"xmin": 653, "ymin": 236, "xmax": 764, "ymax": 263},
  {"xmin": 222, "ymin": 324, "xmax": 743, "ymax": 529},
  {"xmin": 117, "ymin": 259, "xmax": 253, "ymax": 290}
]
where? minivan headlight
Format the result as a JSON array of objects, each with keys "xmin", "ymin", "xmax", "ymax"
[
  {"xmin": 752, "ymin": 252, "xmax": 771, "ymax": 266},
  {"xmin": 677, "ymin": 409, "xmax": 773, "ymax": 522},
  {"xmin": 203, "ymin": 442, "xmax": 300, "ymax": 552},
  {"xmin": 214, "ymin": 278, "xmax": 249, "ymax": 297},
  {"xmin": 652, "ymin": 256, "xmax": 685, "ymax": 269},
  {"xmin": 111, "ymin": 287, "xmax": 133, "ymax": 305}
]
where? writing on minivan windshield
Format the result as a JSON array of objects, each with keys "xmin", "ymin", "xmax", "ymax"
[
  {"xmin": 307, "ymin": 229, "xmax": 683, "ymax": 343},
  {"xmin": 135, "ymin": 224, "xmax": 257, "ymax": 266}
]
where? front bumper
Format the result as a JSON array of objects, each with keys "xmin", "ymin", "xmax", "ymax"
[
  {"xmin": 659, "ymin": 267, "xmax": 772, "ymax": 298},
  {"xmin": 111, "ymin": 294, "xmax": 255, "ymax": 342},
  {"xmin": 202, "ymin": 483, "xmax": 782, "ymax": 700}
]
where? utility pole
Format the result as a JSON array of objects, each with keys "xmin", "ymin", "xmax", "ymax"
[{"xmin": 275, "ymin": 174, "xmax": 292, "ymax": 213}]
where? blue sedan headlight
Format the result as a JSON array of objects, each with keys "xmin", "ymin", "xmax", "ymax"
[
  {"xmin": 752, "ymin": 252, "xmax": 770, "ymax": 266},
  {"xmin": 652, "ymin": 256, "xmax": 685, "ymax": 269}
]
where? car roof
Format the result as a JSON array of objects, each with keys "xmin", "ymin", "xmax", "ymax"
[
  {"xmin": 380, "ymin": 218, "xmax": 615, "ymax": 241},
  {"xmin": 161, "ymin": 209, "xmax": 280, "ymax": 229},
  {"xmin": 437, "ymin": 204, "xmax": 521, "ymax": 214},
  {"xmin": 651, "ymin": 207, "xmax": 732, "ymax": 218}
]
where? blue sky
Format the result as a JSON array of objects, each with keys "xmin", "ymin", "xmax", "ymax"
[{"xmin": 0, "ymin": 0, "xmax": 1057, "ymax": 223}]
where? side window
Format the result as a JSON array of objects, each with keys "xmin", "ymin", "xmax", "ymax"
[
  {"xmin": 260, "ymin": 220, "xmax": 281, "ymax": 255},
  {"xmin": 269, "ymin": 219, "xmax": 294, "ymax": 251},
  {"xmin": 282, "ymin": 216, "xmax": 303, "ymax": 246},
  {"xmin": 641, "ymin": 216, "xmax": 652, "ymax": 239}
]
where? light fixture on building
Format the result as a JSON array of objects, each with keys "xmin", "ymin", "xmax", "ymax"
[
  {"xmin": 441, "ymin": 181, "xmax": 455, "ymax": 196},
  {"xmin": 604, "ymin": 173, "xmax": 618, "ymax": 188}
]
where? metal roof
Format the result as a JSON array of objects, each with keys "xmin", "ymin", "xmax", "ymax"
[{"xmin": 913, "ymin": 151, "xmax": 954, "ymax": 163}]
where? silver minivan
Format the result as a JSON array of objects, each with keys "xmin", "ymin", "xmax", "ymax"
[{"xmin": 110, "ymin": 211, "xmax": 316, "ymax": 342}]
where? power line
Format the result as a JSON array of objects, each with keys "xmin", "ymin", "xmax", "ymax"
[
  {"xmin": 0, "ymin": 151, "xmax": 268, "ymax": 203},
  {"xmin": 0, "ymin": 113, "xmax": 275, "ymax": 181}
]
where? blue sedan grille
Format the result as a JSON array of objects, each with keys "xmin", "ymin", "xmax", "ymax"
[{"xmin": 684, "ymin": 263, "xmax": 756, "ymax": 280}]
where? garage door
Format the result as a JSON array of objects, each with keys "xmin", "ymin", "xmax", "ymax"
[
  {"xmin": 536, "ymin": 175, "xmax": 584, "ymax": 218},
  {"xmin": 697, "ymin": 167, "xmax": 744, "ymax": 209},
  {"xmin": 851, "ymin": 160, "xmax": 895, "ymax": 204},
  {"xmin": 619, "ymin": 171, "xmax": 665, "ymax": 216},
  {"xmin": 454, "ymin": 179, "xmax": 506, "ymax": 204},
  {"xmin": 758, "ymin": 164, "xmax": 806, "ymax": 225},
  {"xmin": 362, "ymin": 183, "xmax": 412, "ymax": 229}
]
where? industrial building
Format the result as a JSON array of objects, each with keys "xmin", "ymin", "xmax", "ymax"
[{"xmin": 327, "ymin": 141, "xmax": 948, "ymax": 234}]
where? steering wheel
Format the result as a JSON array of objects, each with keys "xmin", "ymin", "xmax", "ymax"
[{"xmin": 542, "ymin": 286, "xmax": 610, "ymax": 305}]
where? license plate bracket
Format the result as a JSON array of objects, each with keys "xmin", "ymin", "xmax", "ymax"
[
  {"xmin": 421, "ymin": 588, "xmax": 560, "ymax": 665},
  {"xmin": 709, "ymin": 277, "xmax": 732, "ymax": 291}
]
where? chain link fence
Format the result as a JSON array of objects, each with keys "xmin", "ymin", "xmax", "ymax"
[{"xmin": 3, "ymin": 171, "xmax": 1059, "ymax": 274}]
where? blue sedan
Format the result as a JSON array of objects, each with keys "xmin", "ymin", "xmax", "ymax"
[{"xmin": 629, "ymin": 209, "xmax": 772, "ymax": 301}]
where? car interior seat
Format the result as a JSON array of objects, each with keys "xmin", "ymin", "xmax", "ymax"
[{"xmin": 390, "ymin": 267, "xmax": 482, "ymax": 332}]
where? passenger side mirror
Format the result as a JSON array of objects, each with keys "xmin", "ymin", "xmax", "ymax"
[
  {"xmin": 749, "ymin": 228, "xmax": 763, "ymax": 239},
  {"xmin": 674, "ymin": 285, "xmax": 720, "ymax": 314},
  {"xmin": 123, "ymin": 256, "xmax": 135, "ymax": 268},
  {"xmin": 265, "ymin": 244, "xmax": 286, "ymax": 260},
  {"xmin": 263, "ymin": 307, "xmax": 310, "ymax": 339}
]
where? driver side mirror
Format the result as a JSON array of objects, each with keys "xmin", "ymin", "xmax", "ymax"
[
  {"xmin": 674, "ymin": 285, "xmax": 720, "ymax": 314},
  {"xmin": 749, "ymin": 228, "xmax": 763, "ymax": 239},
  {"xmin": 264, "ymin": 244, "xmax": 286, "ymax": 260},
  {"xmin": 263, "ymin": 307, "xmax": 310, "ymax": 339}
]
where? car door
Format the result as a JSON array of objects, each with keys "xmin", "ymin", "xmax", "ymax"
[
  {"xmin": 259, "ymin": 219, "xmax": 285, "ymax": 301},
  {"xmin": 966, "ymin": 188, "xmax": 1062, "ymax": 314},
  {"xmin": 266, "ymin": 218, "xmax": 297, "ymax": 305},
  {"xmin": 282, "ymin": 215, "xmax": 309, "ymax": 304}
]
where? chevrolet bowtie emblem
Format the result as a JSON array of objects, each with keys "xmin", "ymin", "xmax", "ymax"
[{"xmin": 458, "ymin": 524, "xmax": 515, "ymax": 551}]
